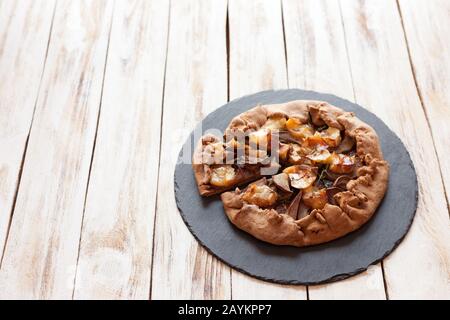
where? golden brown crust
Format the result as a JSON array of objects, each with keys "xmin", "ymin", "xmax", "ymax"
[
  {"xmin": 192, "ymin": 135, "xmax": 226, "ymax": 196},
  {"xmin": 220, "ymin": 100, "xmax": 389, "ymax": 247}
]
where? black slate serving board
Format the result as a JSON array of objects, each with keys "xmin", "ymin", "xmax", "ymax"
[{"xmin": 174, "ymin": 89, "xmax": 418, "ymax": 285}]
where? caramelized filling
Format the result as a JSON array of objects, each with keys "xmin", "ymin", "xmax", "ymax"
[{"xmin": 204, "ymin": 111, "xmax": 361, "ymax": 216}]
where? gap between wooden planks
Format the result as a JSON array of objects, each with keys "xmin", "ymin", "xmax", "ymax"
[
  {"xmin": 0, "ymin": 0, "xmax": 448, "ymax": 299},
  {"xmin": 397, "ymin": 0, "xmax": 450, "ymax": 211},
  {"xmin": 228, "ymin": 0, "xmax": 307, "ymax": 300},
  {"xmin": 0, "ymin": 0, "xmax": 56, "ymax": 266},
  {"xmin": 150, "ymin": 0, "xmax": 231, "ymax": 299},
  {"xmin": 228, "ymin": 0, "xmax": 450, "ymax": 300},
  {"xmin": 0, "ymin": 0, "xmax": 115, "ymax": 299},
  {"xmin": 282, "ymin": 0, "xmax": 388, "ymax": 299},
  {"xmin": 72, "ymin": 0, "xmax": 169, "ymax": 299},
  {"xmin": 339, "ymin": 0, "xmax": 450, "ymax": 299}
]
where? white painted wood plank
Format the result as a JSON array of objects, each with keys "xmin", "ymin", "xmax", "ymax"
[
  {"xmin": 340, "ymin": 0, "xmax": 450, "ymax": 299},
  {"xmin": 398, "ymin": 0, "xmax": 450, "ymax": 213},
  {"xmin": 283, "ymin": 0, "xmax": 354, "ymax": 97},
  {"xmin": 151, "ymin": 0, "xmax": 230, "ymax": 299},
  {"xmin": 228, "ymin": 0, "xmax": 306, "ymax": 300},
  {"xmin": 73, "ymin": 0, "xmax": 169, "ymax": 300},
  {"xmin": 229, "ymin": 0, "xmax": 288, "ymax": 96},
  {"xmin": 0, "ymin": 0, "xmax": 114, "ymax": 299},
  {"xmin": 283, "ymin": 0, "xmax": 386, "ymax": 300},
  {"xmin": 0, "ymin": 0, "xmax": 56, "ymax": 258}
]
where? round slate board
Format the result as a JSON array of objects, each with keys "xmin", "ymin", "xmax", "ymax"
[{"xmin": 174, "ymin": 89, "xmax": 418, "ymax": 285}]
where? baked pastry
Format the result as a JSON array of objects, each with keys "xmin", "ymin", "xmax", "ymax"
[
  {"xmin": 192, "ymin": 134, "xmax": 277, "ymax": 196},
  {"xmin": 192, "ymin": 100, "xmax": 389, "ymax": 247}
]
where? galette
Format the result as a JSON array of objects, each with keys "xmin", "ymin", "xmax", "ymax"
[{"xmin": 192, "ymin": 100, "xmax": 389, "ymax": 247}]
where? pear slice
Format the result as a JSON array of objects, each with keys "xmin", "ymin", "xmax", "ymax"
[
  {"xmin": 242, "ymin": 184, "xmax": 278, "ymax": 208},
  {"xmin": 272, "ymin": 173, "xmax": 291, "ymax": 193},
  {"xmin": 210, "ymin": 165, "xmax": 236, "ymax": 187},
  {"xmin": 283, "ymin": 165, "xmax": 317, "ymax": 190}
]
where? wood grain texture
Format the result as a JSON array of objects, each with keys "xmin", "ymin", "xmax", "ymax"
[
  {"xmin": 283, "ymin": 0, "xmax": 353, "ymax": 96},
  {"xmin": 340, "ymin": 0, "xmax": 450, "ymax": 299},
  {"xmin": 228, "ymin": 0, "xmax": 306, "ymax": 299},
  {"xmin": 72, "ymin": 0, "xmax": 169, "ymax": 300},
  {"xmin": 0, "ymin": 0, "xmax": 56, "ymax": 258},
  {"xmin": 151, "ymin": 0, "xmax": 231, "ymax": 299},
  {"xmin": 283, "ymin": 0, "xmax": 386, "ymax": 299},
  {"xmin": 398, "ymin": 0, "xmax": 450, "ymax": 212},
  {"xmin": 0, "ymin": 0, "xmax": 448, "ymax": 300},
  {"xmin": 0, "ymin": 0, "xmax": 114, "ymax": 299}
]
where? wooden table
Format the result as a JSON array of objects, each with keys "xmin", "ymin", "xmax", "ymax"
[{"xmin": 0, "ymin": 0, "xmax": 448, "ymax": 300}]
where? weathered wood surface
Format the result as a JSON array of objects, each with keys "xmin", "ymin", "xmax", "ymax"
[
  {"xmin": 0, "ymin": 0, "xmax": 114, "ymax": 299},
  {"xmin": 73, "ymin": 0, "xmax": 169, "ymax": 300},
  {"xmin": 0, "ymin": 0, "xmax": 56, "ymax": 260},
  {"xmin": 397, "ymin": 0, "xmax": 450, "ymax": 210},
  {"xmin": 151, "ymin": 0, "xmax": 230, "ymax": 300},
  {"xmin": 0, "ymin": 0, "xmax": 448, "ymax": 299},
  {"xmin": 339, "ymin": 0, "xmax": 450, "ymax": 299}
]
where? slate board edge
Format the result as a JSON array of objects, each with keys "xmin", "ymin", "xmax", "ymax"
[{"xmin": 174, "ymin": 89, "xmax": 419, "ymax": 285}]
